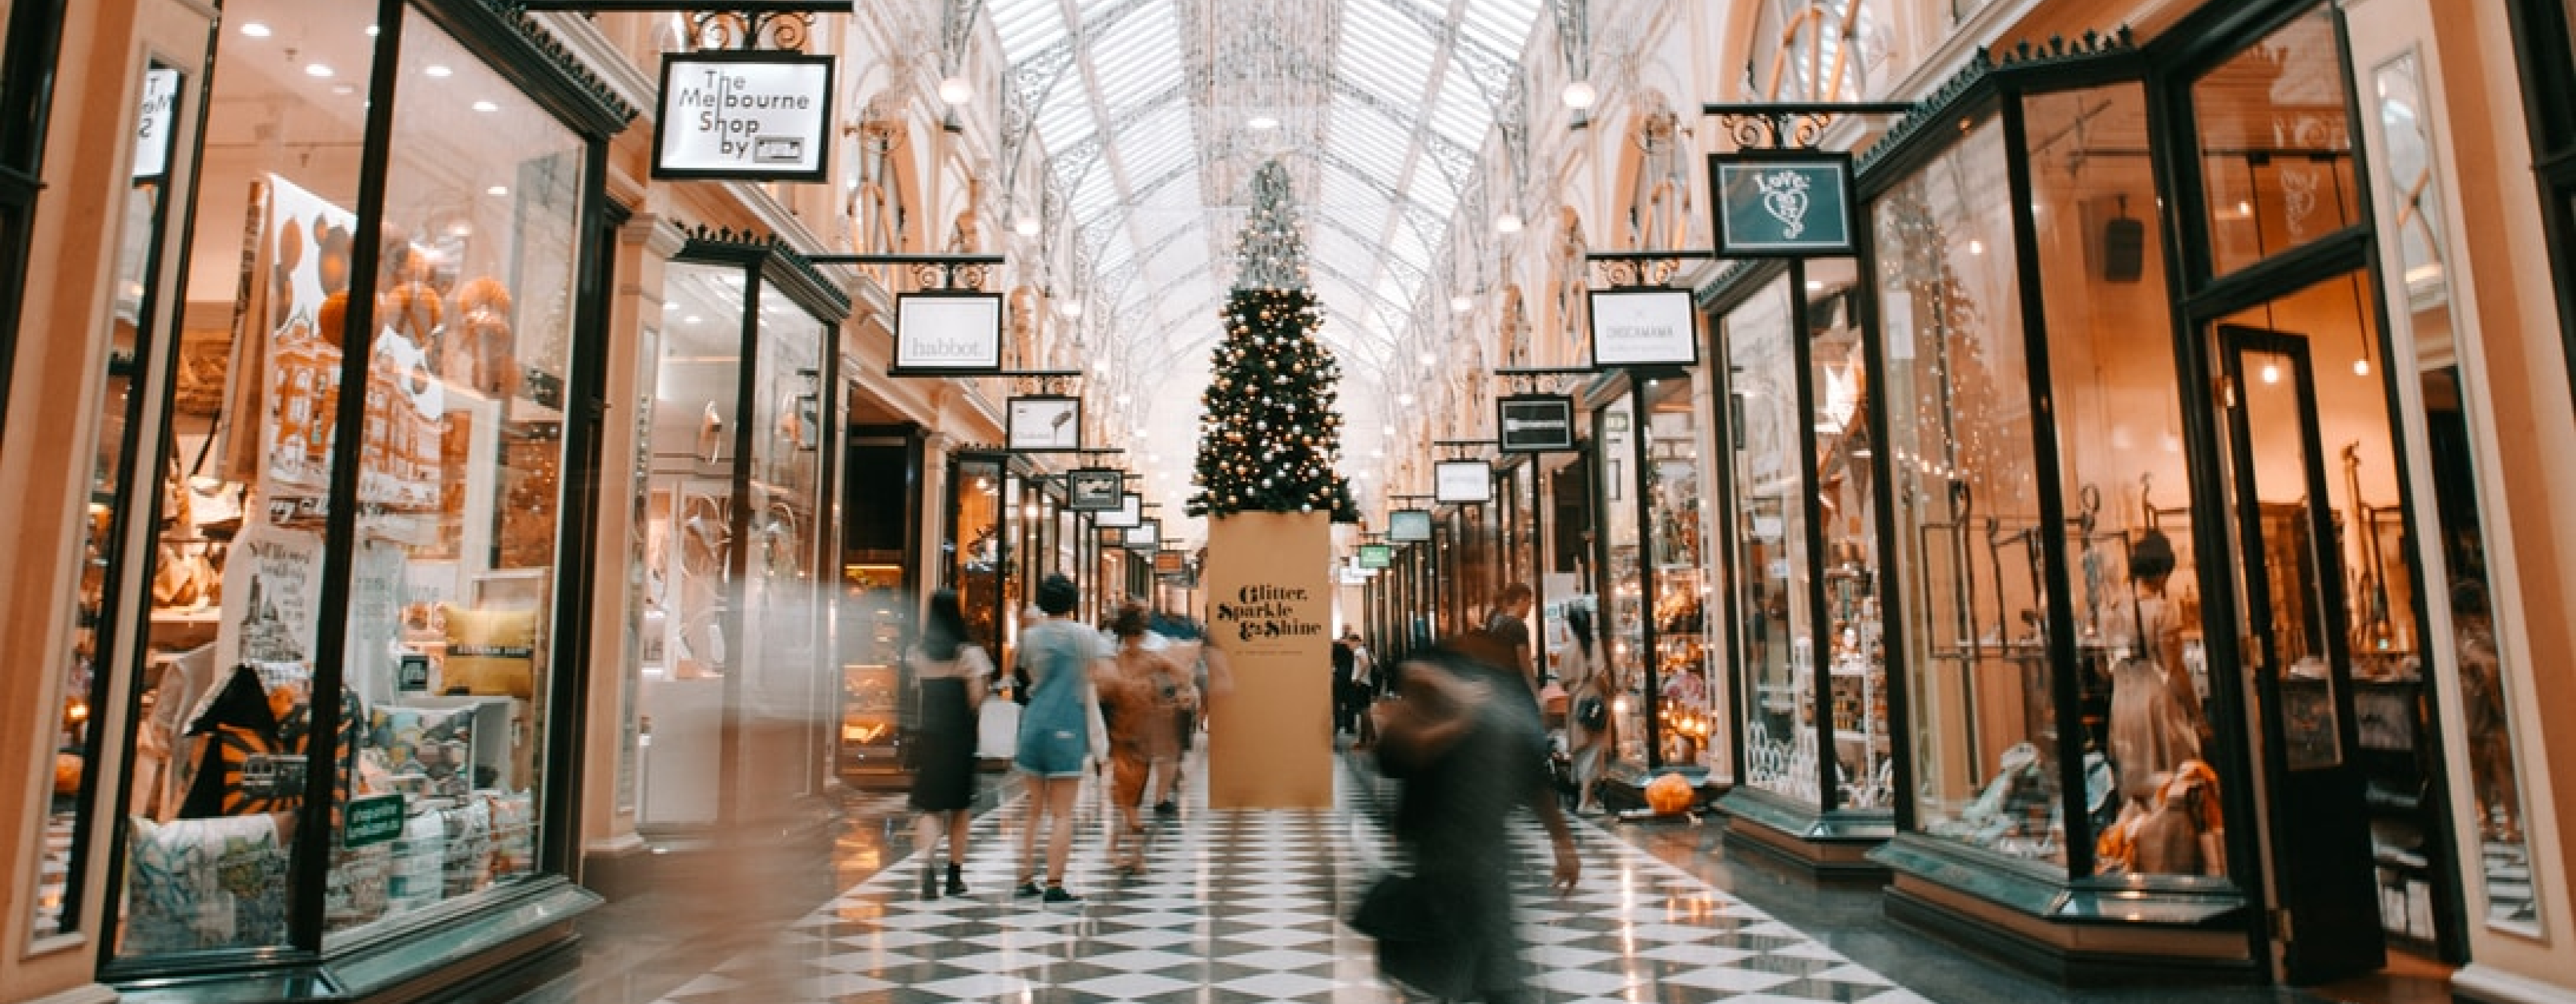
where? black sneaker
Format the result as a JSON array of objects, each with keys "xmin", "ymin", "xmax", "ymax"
[
  {"xmin": 1153, "ymin": 801, "xmax": 1178, "ymax": 817},
  {"xmin": 1013, "ymin": 880, "xmax": 1044, "ymax": 898},
  {"xmin": 945, "ymin": 864, "xmax": 968, "ymax": 897},
  {"xmin": 1041, "ymin": 885, "xmax": 1082, "ymax": 905}
]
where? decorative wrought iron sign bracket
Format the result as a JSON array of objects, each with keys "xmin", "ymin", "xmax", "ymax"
[{"xmin": 1700, "ymin": 101, "xmax": 1912, "ymax": 152}]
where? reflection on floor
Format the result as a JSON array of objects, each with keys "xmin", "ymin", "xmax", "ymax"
[{"xmin": 517, "ymin": 753, "xmax": 2459, "ymax": 1004}]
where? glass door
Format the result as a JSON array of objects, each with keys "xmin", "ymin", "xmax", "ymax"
[{"xmin": 2215, "ymin": 320, "xmax": 2384, "ymax": 982}]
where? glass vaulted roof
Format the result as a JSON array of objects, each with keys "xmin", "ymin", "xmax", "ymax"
[{"xmin": 990, "ymin": 0, "xmax": 1547, "ymax": 381}]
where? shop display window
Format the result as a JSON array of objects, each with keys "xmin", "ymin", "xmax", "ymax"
[
  {"xmin": 106, "ymin": 0, "xmax": 385, "ymax": 958},
  {"xmin": 2373, "ymin": 46, "xmax": 2541, "ymax": 934},
  {"xmin": 1595, "ymin": 394, "xmax": 1645, "ymax": 755},
  {"xmin": 1725, "ymin": 281, "xmax": 1815, "ymax": 798},
  {"xmin": 2026, "ymin": 82, "xmax": 2230, "ymax": 881},
  {"xmin": 2194, "ymin": 6, "xmax": 2359, "ymax": 279},
  {"xmin": 90, "ymin": 0, "xmax": 615, "ymax": 961},
  {"xmin": 1640, "ymin": 377, "xmax": 1717, "ymax": 771},
  {"xmin": 1810, "ymin": 261, "xmax": 1890, "ymax": 811},
  {"xmin": 1875, "ymin": 114, "xmax": 2063, "ymax": 869},
  {"xmin": 948, "ymin": 456, "xmax": 1006, "ymax": 654}
]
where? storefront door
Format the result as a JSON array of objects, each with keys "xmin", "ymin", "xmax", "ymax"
[{"xmin": 2215, "ymin": 319, "xmax": 2386, "ymax": 983}]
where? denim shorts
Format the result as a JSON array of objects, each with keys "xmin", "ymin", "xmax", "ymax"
[{"xmin": 1015, "ymin": 724, "xmax": 1088, "ymax": 778}]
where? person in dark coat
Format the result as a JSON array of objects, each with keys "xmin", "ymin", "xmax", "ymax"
[
  {"xmin": 907, "ymin": 589, "xmax": 988, "ymax": 898},
  {"xmin": 1369, "ymin": 643, "xmax": 1579, "ymax": 1002}
]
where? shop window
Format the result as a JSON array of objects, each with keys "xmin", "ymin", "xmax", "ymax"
[
  {"xmin": 109, "ymin": 0, "xmax": 386, "ymax": 958},
  {"xmin": 321, "ymin": 7, "xmax": 588, "ymax": 944},
  {"xmin": 948, "ymin": 456, "xmax": 1006, "ymax": 653},
  {"xmin": 34, "ymin": 55, "xmax": 188, "ymax": 942},
  {"xmin": 2027, "ymin": 82, "xmax": 2229, "ymax": 881},
  {"xmin": 1595, "ymin": 394, "xmax": 1644, "ymax": 759},
  {"xmin": 2192, "ymin": 5, "xmax": 2361, "ymax": 278},
  {"xmin": 1641, "ymin": 377, "xmax": 1715, "ymax": 769},
  {"xmin": 1874, "ymin": 114, "xmax": 2061, "ymax": 869},
  {"xmin": 2370, "ymin": 48, "xmax": 2538, "ymax": 936},
  {"xmin": 1725, "ymin": 279, "xmax": 1816, "ymax": 798}
]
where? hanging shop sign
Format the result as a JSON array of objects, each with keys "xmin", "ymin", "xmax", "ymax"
[
  {"xmin": 1066, "ymin": 468, "xmax": 1124, "ymax": 511},
  {"xmin": 1588, "ymin": 287, "xmax": 1702, "ymax": 367},
  {"xmin": 1125, "ymin": 518, "xmax": 1162, "ymax": 550},
  {"xmin": 1388, "ymin": 508, "xmax": 1432, "ymax": 542},
  {"xmin": 1497, "ymin": 394, "xmax": 1575, "ymax": 452},
  {"xmin": 1006, "ymin": 395, "xmax": 1083, "ymax": 452},
  {"xmin": 653, "ymin": 51, "xmax": 834, "ymax": 182},
  {"xmin": 891, "ymin": 291, "xmax": 1005, "ymax": 374},
  {"xmin": 133, "ymin": 66, "xmax": 182, "ymax": 180},
  {"xmin": 1153, "ymin": 550, "xmax": 1186, "ymax": 575},
  {"xmin": 1097, "ymin": 492, "xmax": 1144, "ymax": 529},
  {"xmin": 1435, "ymin": 461, "xmax": 1494, "ymax": 504},
  {"xmin": 1358, "ymin": 543, "xmax": 1394, "ymax": 570},
  {"xmin": 1708, "ymin": 151, "xmax": 1858, "ymax": 256}
]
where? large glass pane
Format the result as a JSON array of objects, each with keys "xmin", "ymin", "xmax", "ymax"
[
  {"xmin": 2194, "ymin": 4, "xmax": 2361, "ymax": 277},
  {"xmin": 39, "ymin": 61, "xmax": 182, "ymax": 940},
  {"xmin": 115, "ymin": 0, "xmax": 381, "ymax": 958},
  {"xmin": 1809, "ymin": 260, "xmax": 1892, "ymax": 811},
  {"xmin": 2028, "ymin": 83, "xmax": 2226, "ymax": 878},
  {"xmin": 325, "ymin": 7, "xmax": 585, "ymax": 942},
  {"xmin": 950, "ymin": 457, "xmax": 1004, "ymax": 654},
  {"xmin": 1724, "ymin": 279, "xmax": 1816, "ymax": 800},
  {"xmin": 637, "ymin": 263, "xmax": 744, "ymax": 830},
  {"xmin": 2374, "ymin": 49, "xmax": 2539, "ymax": 934},
  {"xmin": 1596, "ymin": 394, "xmax": 1645, "ymax": 755},
  {"xmin": 740, "ymin": 280, "xmax": 826, "ymax": 802},
  {"xmin": 1642, "ymin": 376, "xmax": 1715, "ymax": 770},
  {"xmin": 1876, "ymin": 116, "xmax": 2061, "ymax": 869}
]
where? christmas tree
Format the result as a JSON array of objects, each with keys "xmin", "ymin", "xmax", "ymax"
[{"xmin": 1186, "ymin": 160, "xmax": 1358, "ymax": 521}]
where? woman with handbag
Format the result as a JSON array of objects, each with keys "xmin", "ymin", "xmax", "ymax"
[
  {"xmin": 906, "ymin": 590, "xmax": 988, "ymax": 899},
  {"xmin": 1560, "ymin": 606, "xmax": 1615, "ymax": 815},
  {"xmin": 1012, "ymin": 574, "xmax": 1099, "ymax": 904}
]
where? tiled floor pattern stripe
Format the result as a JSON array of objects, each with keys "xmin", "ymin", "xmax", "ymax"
[{"xmin": 651, "ymin": 762, "xmax": 1934, "ymax": 1003}]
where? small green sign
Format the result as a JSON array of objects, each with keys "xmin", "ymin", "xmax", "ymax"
[
  {"xmin": 1710, "ymin": 153, "xmax": 1856, "ymax": 255},
  {"xmin": 1358, "ymin": 544, "xmax": 1393, "ymax": 569},
  {"xmin": 344, "ymin": 793, "xmax": 405, "ymax": 849}
]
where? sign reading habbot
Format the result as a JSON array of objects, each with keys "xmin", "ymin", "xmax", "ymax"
[{"xmin": 654, "ymin": 52, "xmax": 834, "ymax": 182}]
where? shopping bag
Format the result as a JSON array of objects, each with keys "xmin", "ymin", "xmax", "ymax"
[{"xmin": 976, "ymin": 698, "xmax": 1019, "ymax": 760}]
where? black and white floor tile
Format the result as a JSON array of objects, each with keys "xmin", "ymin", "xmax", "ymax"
[{"xmin": 648, "ymin": 763, "xmax": 1929, "ymax": 1003}]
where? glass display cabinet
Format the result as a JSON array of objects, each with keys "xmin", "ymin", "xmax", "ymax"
[{"xmin": 1710, "ymin": 262, "xmax": 1895, "ymax": 876}]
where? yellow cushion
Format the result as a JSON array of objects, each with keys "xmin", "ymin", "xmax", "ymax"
[{"xmin": 440, "ymin": 604, "xmax": 537, "ymax": 698}]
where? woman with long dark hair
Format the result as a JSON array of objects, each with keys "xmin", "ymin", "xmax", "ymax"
[
  {"xmin": 907, "ymin": 589, "xmax": 988, "ymax": 898},
  {"xmin": 1561, "ymin": 605, "xmax": 1614, "ymax": 814}
]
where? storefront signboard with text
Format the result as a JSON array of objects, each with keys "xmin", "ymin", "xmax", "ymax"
[
  {"xmin": 1358, "ymin": 543, "xmax": 1393, "ymax": 569},
  {"xmin": 1388, "ymin": 508, "xmax": 1432, "ymax": 542},
  {"xmin": 653, "ymin": 52, "xmax": 834, "ymax": 182},
  {"xmin": 1067, "ymin": 468, "xmax": 1124, "ymax": 511},
  {"xmin": 134, "ymin": 67, "xmax": 181, "ymax": 180},
  {"xmin": 1435, "ymin": 461, "xmax": 1494, "ymax": 504},
  {"xmin": 1006, "ymin": 395, "xmax": 1082, "ymax": 452},
  {"xmin": 1125, "ymin": 518, "xmax": 1161, "ymax": 550},
  {"xmin": 1497, "ymin": 394, "xmax": 1575, "ymax": 452},
  {"xmin": 892, "ymin": 292, "xmax": 1004, "ymax": 374},
  {"xmin": 1096, "ymin": 492, "xmax": 1143, "ymax": 529},
  {"xmin": 1709, "ymin": 151, "xmax": 1856, "ymax": 256},
  {"xmin": 1588, "ymin": 287, "xmax": 1700, "ymax": 367}
]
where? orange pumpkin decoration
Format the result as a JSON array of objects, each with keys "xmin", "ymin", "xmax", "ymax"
[{"xmin": 1645, "ymin": 772, "xmax": 1695, "ymax": 815}]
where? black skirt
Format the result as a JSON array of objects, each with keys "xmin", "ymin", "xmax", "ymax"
[{"xmin": 907, "ymin": 677, "xmax": 976, "ymax": 812}]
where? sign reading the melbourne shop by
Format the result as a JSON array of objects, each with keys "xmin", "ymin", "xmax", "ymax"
[
  {"xmin": 892, "ymin": 293, "xmax": 1004, "ymax": 374},
  {"xmin": 1588, "ymin": 288, "xmax": 1700, "ymax": 367},
  {"xmin": 1497, "ymin": 395, "xmax": 1575, "ymax": 452},
  {"xmin": 655, "ymin": 52, "xmax": 834, "ymax": 181},
  {"xmin": 1709, "ymin": 151, "xmax": 1856, "ymax": 255}
]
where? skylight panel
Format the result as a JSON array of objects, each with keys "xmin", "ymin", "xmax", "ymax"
[
  {"xmin": 1036, "ymin": 97, "xmax": 1097, "ymax": 153},
  {"xmin": 1426, "ymin": 78, "xmax": 1488, "ymax": 148},
  {"xmin": 1457, "ymin": 0, "xmax": 1541, "ymax": 53},
  {"xmin": 990, "ymin": 0, "xmax": 1066, "ymax": 54}
]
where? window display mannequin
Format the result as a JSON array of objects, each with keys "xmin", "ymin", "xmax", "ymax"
[{"xmin": 2097, "ymin": 530, "xmax": 2221, "ymax": 875}]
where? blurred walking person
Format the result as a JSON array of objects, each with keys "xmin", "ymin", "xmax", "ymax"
[
  {"xmin": 1358, "ymin": 643, "xmax": 1579, "ymax": 1003},
  {"xmin": 907, "ymin": 590, "xmax": 988, "ymax": 898},
  {"xmin": 1013, "ymin": 574, "xmax": 1098, "ymax": 904},
  {"xmin": 1095, "ymin": 604, "xmax": 1199, "ymax": 872}
]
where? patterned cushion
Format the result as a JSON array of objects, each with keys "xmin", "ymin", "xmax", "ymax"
[
  {"xmin": 122, "ymin": 815, "xmax": 291, "ymax": 953},
  {"xmin": 369, "ymin": 706, "xmax": 474, "ymax": 802}
]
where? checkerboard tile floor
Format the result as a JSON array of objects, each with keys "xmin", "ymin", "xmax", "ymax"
[{"xmin": 648, "ymin": 763, "xmax": 1928, "ymax": 1003}]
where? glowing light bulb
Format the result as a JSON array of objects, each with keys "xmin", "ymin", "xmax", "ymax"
[
  {"xmin": 1015, "ymin": 216, "xmax": 1041, "ymax": 237},
  {"xmin": 1496, "ymin": 212, "xmax": 1524, "ymax": 235},
  {"xmin": 2260, "ymin": 363, "xmax": 2282, "ymax": 385},
  {"xmin": 1561, "ymin": 80, "xmax": 1597, "ymax": 110},
  {"xmin": 2354, "ymin": 358, "xmax": 2371, "ymax": 376},
  {"xmin": 938, "ymin": 75, "xmax": 974, "ymax": 105}
]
